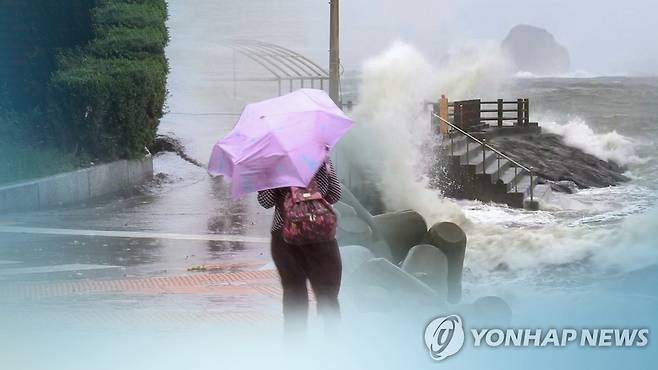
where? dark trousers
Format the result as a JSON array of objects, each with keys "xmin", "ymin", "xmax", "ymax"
[{"xmin": 271, "ymin": 231, "xmax": 342, "ymax": 334}]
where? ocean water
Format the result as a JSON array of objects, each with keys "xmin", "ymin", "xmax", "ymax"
[
  {"xmin": 461, "ymin": 78, "xmax": 658, "ymax": 293},
  {"xmin": 337, "ymin": 44, "xmax": 658, "ymax": 301}
]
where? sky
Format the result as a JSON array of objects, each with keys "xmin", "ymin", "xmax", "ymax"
[
  {"xmin": 185, "ymin": 0, "xmax": 658, "ymax": 76},
  {"xmin": 338, "ymin": 0, "xmax": 658, "ymax": 76}
]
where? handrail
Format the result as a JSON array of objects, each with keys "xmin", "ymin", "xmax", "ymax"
[
  {"xmin": 432, "ymin": 112, "xmax": 530, "ymax": 172},
  {"xmin": 432, "ymin": 112, "xmax": 535, "ymax": 203}
]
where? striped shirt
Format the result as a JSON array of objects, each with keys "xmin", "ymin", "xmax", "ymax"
[{"xmin": 257, "ymin": 159, "xmax": 341, "ymax": 233}]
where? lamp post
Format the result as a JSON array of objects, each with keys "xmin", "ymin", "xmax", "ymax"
[{"xmin": 329, "ymin": 0, "xmax": 340, "ymax": 105}]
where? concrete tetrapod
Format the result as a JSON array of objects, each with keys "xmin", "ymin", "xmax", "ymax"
[
  {"xmin": 339, "ymin": 245, "xmax": 375, "ymax": 282},
  {"xmin": 335, "ymin": 184, "xmax": 379, "ymax": 234},
  {"xmin": 334, "ymin": 200, "xmax": 358, "ymax": 218},
  {"xmin": 459, "ymin": 296, "xmax": 513, "ymax": 326},
  {"xmin": 335, "ymin": 186, "xmax": 401, "ymax": 260},
  {"xmin": 345, "ymin": 257, "xmax": 437, "ymax": 312},
  {"xmin": 471, "ymin": 296, "xmax": 513, "ymax": 326},
  {"xmin": 401, "ymin": 244, "xmax": 449, "ymax": 301},
  {"xmin": 422, "ymin": 222, "xmax": 467, "ymax": 304},
  {"xmin": 372, "ymin": 210, "xmax": 428, "ymax": 264},
  {"xmin": 335, "ymin": 201, "xmax": 374, "ymax": 247}
]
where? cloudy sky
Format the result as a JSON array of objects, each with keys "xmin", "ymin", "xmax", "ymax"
[
  {"xmin": 339, "ymin": 0, "xmax": 658, "ymax": 75},
  {"xmin": 193, "ymin": 0, "xmax": 657, "ymax": 76}
]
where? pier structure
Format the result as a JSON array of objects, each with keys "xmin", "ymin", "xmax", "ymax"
[{"xmin": 429, "ymin": 95, "xmax": 542, "ymax": 210}]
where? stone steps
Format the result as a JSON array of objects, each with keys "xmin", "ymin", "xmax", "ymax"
[{"xmin": 435, "ymin": 135, "xmax": 540, "ymax": 209}]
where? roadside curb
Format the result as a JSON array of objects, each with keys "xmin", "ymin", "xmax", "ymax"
[{"xmin": 0, "ymin": 156, "xmax": 153, "ymax": 213}]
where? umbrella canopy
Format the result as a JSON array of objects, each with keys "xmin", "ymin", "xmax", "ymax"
[{"xmin": 208, "ymin": 89, "xmax": 353, "ymax": 199}]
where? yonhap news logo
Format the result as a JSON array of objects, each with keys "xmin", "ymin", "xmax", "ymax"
[
  {"xmin": 424, "ymin": 315, "xmax": 465, "ymax": 361},
  {"xmin": 424, "ymin": 314, "xmax": 650, "ymax": 361}
]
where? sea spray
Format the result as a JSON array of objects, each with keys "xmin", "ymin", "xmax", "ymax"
[
  {"xmin": 342, "ymin": 41, "xmax": 515, "ymax": 225},
  {"xmin": 342, "ymin": 42, "xmax": 466, "ymax": 225},
  {"xmin": 436, "ymin": 40, "xmax": 514, "ymax": 100},
  {"xmin": 541, "ymin": 118, "xmax": 646, "ymax": 167}
]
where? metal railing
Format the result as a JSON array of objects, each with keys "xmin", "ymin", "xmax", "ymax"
[{"xmin": 432, "ymin": 112, "xmax": 535, "ymax": 203}]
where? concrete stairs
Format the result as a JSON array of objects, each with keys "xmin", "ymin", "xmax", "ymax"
[{"xmin": 433, "ymin": 135, "xmax": 539, "ymax": 209}]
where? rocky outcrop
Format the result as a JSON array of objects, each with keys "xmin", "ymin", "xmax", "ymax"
[
  {"xmin": 489, "ymin": 134, "xmax": 629, "ymax": 188},
  {"xmin": 502, "ymin": 24, "xmax": 570, "ymax": 75}
]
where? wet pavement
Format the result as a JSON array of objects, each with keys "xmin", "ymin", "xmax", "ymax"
[
  {"xmin": 0, "ymin": 152, "xmax": 284, "ymax": 329},
  {"xmin": 0, "ymin": 147, "xmax": 289, "ymax": 370},
  {"xmin": 0, "ymin": 154, "xmax": 274, "ymax": 280}
]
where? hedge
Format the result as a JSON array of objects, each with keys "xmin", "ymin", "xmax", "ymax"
[
  {"xmin": 0, "ymin": 90, "xmax": 25, "ymax": 143},
  {"xmin": 47, "ymin": 0, "xmax": 169, "ymax": 161},
  {"xmin": 92, "ymin": 2, "xmax": 167, "ymax": 32},
  {"xmin": 49, "ymin": 56, "xmax": 167, "ymax": 160},
  {"xmin": 89, "ymin": 26, "xmax": 168, "ymax": 59},
  {"xmin": 1, "ymin": 88, "xmax": 78, "ymax": 184}
]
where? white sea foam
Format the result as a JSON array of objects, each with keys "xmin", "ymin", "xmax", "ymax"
[
  {"xmin": 541, "ymin": 118, "xmax": 646, "ymax": 167},
  {"xmin": 463, "ymin": 206, "xmax": 658, "ymax": 287},
  {"xmin": 513, "ymin": 70, "xmax": 595, "ymax": 79}
]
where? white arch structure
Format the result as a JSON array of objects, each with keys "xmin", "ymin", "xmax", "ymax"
[{"xmin": 225, "ymin": 39, "xmax": 330, "ymax": 96}]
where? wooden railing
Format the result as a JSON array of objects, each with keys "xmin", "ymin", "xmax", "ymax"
[
  {"xmin": 424, "ymin": 96, "xmax": 532, "ymax": 131},
  {"xmin": 448, "ymin": 98, "xmax": 530, "ymax": 130}
]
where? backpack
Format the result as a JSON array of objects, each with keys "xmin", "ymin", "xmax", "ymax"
[{"xmin": 281, "ymin": 166, "xmax": 337, "ymax": 245}]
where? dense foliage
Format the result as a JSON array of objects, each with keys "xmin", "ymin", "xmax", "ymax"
[
  {"xmin": 0, "ymin": 0, "xmax": 169, "ymax": 183},
  {"xmin": 48, "ymin": 0, "xmax": 169, "ymax": 161},
  {"xmin": 49, "ymin": 55, "xmax": 167, "ymax": 159}
]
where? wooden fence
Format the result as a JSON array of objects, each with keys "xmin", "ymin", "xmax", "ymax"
[
  {"xmin": 449, "ymin": 98, "xmax": 530, "ymax": 130},
  {"xmin": 427, "ymin": 96, "xmax": 532, "ymax": 134}
]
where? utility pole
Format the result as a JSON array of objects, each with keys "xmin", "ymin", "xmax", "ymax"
[{"xmin": 329, "ymin": 0, "xmax": 340, "ymax": 106}]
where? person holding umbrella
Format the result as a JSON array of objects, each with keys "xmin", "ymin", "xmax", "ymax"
[
  {"xmin": 257, "ymin": 152, "xmax": 342, "ymax": 336},
  {"xmin": 208, "ymin": 89, "xmax": 353, "ymax": 338}
]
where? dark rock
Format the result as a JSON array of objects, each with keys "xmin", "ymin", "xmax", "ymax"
[
  {"xmin": 549, "ymin": 180, "xmax": 579, "ymax": 194},
  {"xmin": 489, "ymin": 134, "xmax": 629, "ymax": 188},
  {"xmin": 502, "ymin": 24, "xmax": 570, "ymax": 75}
]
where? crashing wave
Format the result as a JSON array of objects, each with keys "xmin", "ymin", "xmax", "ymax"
[{"xmin": 541, "ymin": 118, "xmax": 647, "ymax": 167}]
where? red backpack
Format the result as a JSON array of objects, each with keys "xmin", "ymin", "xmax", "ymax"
[{"xmin": 281, "ymin": 169, "xmax": 337, "ymax": 245}]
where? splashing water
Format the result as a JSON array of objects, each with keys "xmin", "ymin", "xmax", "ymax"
[
  {"xmin": 541, "ymin": 118, "xmax": 647, "ymax": 167},
  {"xmin": 342, "ymin": 41, "xmax": 515, "ymax": 226},
  {"xmin": 343, "ymin": 42, "xmax": 466, "ymax": 225},
  {"xmin": 437, "ymin": 40, "xmax": 514, "ymax": 100}
]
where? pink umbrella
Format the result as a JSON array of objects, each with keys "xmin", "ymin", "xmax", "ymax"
[{"xmin": 208, "ymin": 89, "xmax": 353, "ymax": 199}]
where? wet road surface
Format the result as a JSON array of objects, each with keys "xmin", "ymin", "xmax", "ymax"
[
  {"xmin": 0, "ymin": 154, "xmax": 274, "ymax": 281},
  {"xmin": 0, "ymin": 152, "xmax": 284, "ymax": 329}
]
